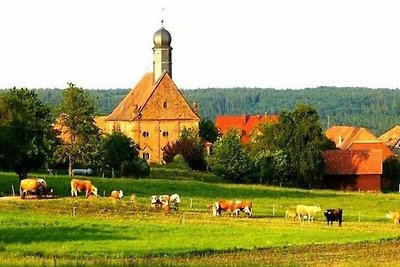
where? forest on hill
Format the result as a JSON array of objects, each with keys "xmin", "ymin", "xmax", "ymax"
[{"xmin": 32, "ymin": 86, "xmax": 400, "ymax": 135}]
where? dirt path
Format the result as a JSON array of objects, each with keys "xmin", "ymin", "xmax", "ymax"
[{"xmin": 136, "ymin": 241, "xmax": 400, "ymax": 266}]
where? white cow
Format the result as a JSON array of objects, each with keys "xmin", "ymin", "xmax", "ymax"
[{"xmin": 296, "ymin": 204, "xmax": 321, "ymax": 222}]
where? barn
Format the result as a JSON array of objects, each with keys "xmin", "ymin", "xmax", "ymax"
[{"xmin": 323, "ymin": 149, "xmax": 382, "ymax": 192}]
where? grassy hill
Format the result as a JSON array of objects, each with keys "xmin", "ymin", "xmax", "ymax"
[{"xmin": 1, "ymin": 171, "xmax": 400, "ymax": 266}]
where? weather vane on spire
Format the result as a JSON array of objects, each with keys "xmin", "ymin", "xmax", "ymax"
[{"xmin": 161, "ymin": 7, "xmax": 165, "ymax": 27}]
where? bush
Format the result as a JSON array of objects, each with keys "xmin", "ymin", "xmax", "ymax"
[{"xmin": 121, "ymin": 159, "xmax": 150, "ymax": 178}]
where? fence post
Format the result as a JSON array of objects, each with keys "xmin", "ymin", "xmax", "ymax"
[
  {"xmin": 103, "ymin": 190, "xmax": 105, "ymax": 198},
  {"xmin": 11, "ymin": 185, "xmax": 15, "ymax": 196},
  {"xmin": 190, "ymin": 198, "xmax": 193, "ymax": 209},
  {"xmin": 358, "ymin": 211, "xmax": 361, "ymax": 222},
  {"xmin": 272, "ymin": 205, "xmax": 275, "ymax": 216}
]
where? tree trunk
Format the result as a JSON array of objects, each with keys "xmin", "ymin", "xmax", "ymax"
[{"xmin": 68, "ymin": 155, "xmax": 73, "ymax": 177}]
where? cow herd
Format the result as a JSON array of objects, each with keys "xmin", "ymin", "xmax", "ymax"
[{"xmin": 18, "ymin": 178, "xmax": 400, "ymax": 225}]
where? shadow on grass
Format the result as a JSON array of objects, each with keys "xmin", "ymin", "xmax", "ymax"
[{"xmin": 0, "ymin": 225, "xmax": 136, "ymax": 244}]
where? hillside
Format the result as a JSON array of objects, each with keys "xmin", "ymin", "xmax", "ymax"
[{"xmin": 32, "ymin": 87, "xmax": 400, "ymax": 135}]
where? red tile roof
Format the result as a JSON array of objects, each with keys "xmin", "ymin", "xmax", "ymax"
[
  {"xmin": 325, "ymin": 126, "xmax": 380, "ymax": 150},
  {"xmin": 215, "ymin": 114, "xmax": 279, "ymax": 143},
  {"xmin": 379, "ymin": 125, "xmax": 400, "ymax": 147},
  {"xmin": 325, "ymin": 125, "xmax": 394, "ymax": 161},
  {"xmin": 323, "ymin": 149, "xmax": 382, "ymax": 175}
]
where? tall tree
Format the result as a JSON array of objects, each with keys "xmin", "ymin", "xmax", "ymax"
[
  {"xmin": 199, "ymin": 119, "xmax": 219, "ymax": 143},
  {"xmin": 54, "ymin": 83, "xmax": 100, "ymax": 175},
  {"xmin": 162, "ymin": 128, "xmax": 207, "ymax": 170},
  {"xmin": 0, "ymin": 88, "xmax": 58, "ymax": 179},
  {"xmin": 101, "ymin": 132, "xmax": 142, "ymax": 177},
  {"xmin": 209, "ymin": 129, "xmax": 254, "ymax": 183},
  {"xmin": 255, "ymin": 104, "xmax": 335, "ymax": 188}
]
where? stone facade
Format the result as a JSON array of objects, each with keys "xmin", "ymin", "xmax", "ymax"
[{"xmin": 98, "ymin": 25, "xmax": 200, "ymax": 163}]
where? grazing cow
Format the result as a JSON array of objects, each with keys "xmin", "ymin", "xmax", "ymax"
[
  {"xmin": 386, "ymin": 211, "xmax": 400, "ymax": 224},
  {"xmin": 285, "ymin": 208, "xmax": 297, "ymax": 221},
  {"xmin": 323, "ymin": 208, "xmax": 343, "ymax": 226},
  {"xmin": 296, "ymin": 204, "xmax": 321, "ymax": 222},
  {"xmin": 151, "ymin": 195, "xmax": 170, "ymax": 209},
  {"xmin": 110, "ymin": 190, "xmax": 123, "ymax": 200},
  {"xmin": 211, "ymin": 200, "xmax": 236, "ymax": 217},
  {"xmin": 70, "ymin": 179, "xmax": 98, "ymax": 198},
  {"xmin": 19, "ymin": 178, "xmax": 53, "ymax": 199},
  {"xmin": 169, "ymin": 193, "xmax": 181, "ymax": 211},
  {"xmin": 233, "ymin": 200, "xmax": 253, "ymax": 217}
]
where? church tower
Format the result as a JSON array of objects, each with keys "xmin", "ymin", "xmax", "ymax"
[{"xmin": 153, "ymin": 22, "xmax": 172, "ymax": 83}]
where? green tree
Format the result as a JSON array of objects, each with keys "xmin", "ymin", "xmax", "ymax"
[
  {"xmin": 199, "ymin": 119, "xmax": 219, "ymax": 143},
  {"xmin": 383, "ymin": 156, "xmax": 400, "ymax": 190},
  {"xmin": 54, "ymin": 83, "xmax": 101, "ymax": 175},
  {"xmin": 101, "ymin": 132, "xmax": 147, "ymax": 178},
  {"xmin": 0, "ymin": 88, "xmax": 58, "ymax": 179},
  {"xmin": 256, "ymin": 104, "xmax": 334, "ymax": 188},
  {"xmin": 209, "ymin": 129, "xmax": 254, "ymax": 183},
  {"xmin": 162, "ymin": 128, "xmax": 207, "ymax": 170}
]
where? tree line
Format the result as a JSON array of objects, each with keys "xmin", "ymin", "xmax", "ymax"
[
  {"xmin": 31, "ymin": 86, "xmax": 400, "ymax": 136},
  {"xmin": 0, "ymin": 86, "xmax": 149, "ymax": 180}
]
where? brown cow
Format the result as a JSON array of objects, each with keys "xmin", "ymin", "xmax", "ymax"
[
  {"xmin": 70, "ymin": 179, "xmax": 98, "ymax": 198},
  {"xmin": 211, "ymin": 200, "xmax": 236, "ymax": 217},
  {"xmin": 20, "ymin": 178, "xmax": 52, "ymax": 199},
  {"xmin": 233, "ymin": 200, "xmax": 253, "ymax": 217}
]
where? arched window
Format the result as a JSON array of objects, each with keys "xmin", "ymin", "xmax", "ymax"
[
  {"xmin": 143, "ymin": 153, "xmax": 150, "ymax": 160},
  {"xmin": 162, "ymin": 131, "xmax": 169, "ymax": 137},
  {"xmin": 142, "ymin": 131, "xmax": 149, "ymax": 138},
  {"xmin": 163, "ymin": 101, "xmax": 168, "ymax": 108}
]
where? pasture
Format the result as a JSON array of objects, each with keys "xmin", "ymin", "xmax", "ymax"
[{"xmin": 1, "ymin": 172, "xmax": 400, "ymax": 266}]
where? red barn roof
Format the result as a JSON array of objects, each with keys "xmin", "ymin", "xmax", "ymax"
[{"xmin": 215, "ymin": 114, "xmax": 279, "ymax": 143}]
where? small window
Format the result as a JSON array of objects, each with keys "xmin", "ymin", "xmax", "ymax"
[
  {"xmin": 142, "ymin": 131, "xmax": 149, "ymax": 138},
  {"xmin": 143, "ymin": 153, "xmax": 150, "ymax": 160},
  {"xmin": 162, "ymin": 131, "xmax": 169, "ymax": 137},
  {"xmin": 163, "ymin": 101, "xmax": 168, "ymax": 108}
]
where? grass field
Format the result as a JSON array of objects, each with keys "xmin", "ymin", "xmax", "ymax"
[{"xmin": 1, "ymin": 171, "xmax": 400, "ymax": 266}]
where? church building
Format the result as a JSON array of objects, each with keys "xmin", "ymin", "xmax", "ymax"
[{"xmin": 99, "ymin": 25, "xmax": 200, "ymax": 163}]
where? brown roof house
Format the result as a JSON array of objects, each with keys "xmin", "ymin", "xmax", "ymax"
[
  {"xmin": 98, "ymin": 26, "xmax": 199, "ymax": 163},
  {"xmin": 215, "ymin": 114, "xmax": 279, "ymax": 143},
  {"xmin": 325, "ymin": 126, "xmax": 394, "ymax": 161},
  {"xmin": 324, "ymin": 126, "xmax": 394, "ymax": 191},
  {"xmin": 379, "ymin": 125, "xmax": 400, "ymax": 156},
  {"xmin": 323, "ymin": 149, "xmax": 382, "ymax": 191}
]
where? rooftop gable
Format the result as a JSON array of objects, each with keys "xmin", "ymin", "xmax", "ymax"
[
  {"xmin": 215, "ymin": 114, "xmax": 279, "ymax": 143},
  {"xmin": 325, "ymin": 125, "xmax": 379, "ymax": 150},
  {"xmin": 106, "ymin": 72, "xmax": 154, "ymax": 121},
  {"xmin": 379, "ymin": 125, "xmax": 400, "ymax": 147}
]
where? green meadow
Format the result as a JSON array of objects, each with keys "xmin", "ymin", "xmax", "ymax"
[{"xmin": 1, "ymin": 171, "xmax": 400, "ymax": 266}]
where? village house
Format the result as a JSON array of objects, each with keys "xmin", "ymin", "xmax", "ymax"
[
  {"xmin": 378, "ymin": 125, "xmax": 400, "ymax": 157},
  {"xmin": 96, "ymin": 25, "xmax": 200, "ymax": 163},
  {"xmin": 215, "ymin": 114, "xmax": 279, "ymax": 143},
  {"xmin": 323, "ymin": 125, "xmax": 394, "ymax": 191}
]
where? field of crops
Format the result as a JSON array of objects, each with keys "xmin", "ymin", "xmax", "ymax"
[{"xmin": 1, "ymin": 171, "xmax": 400, "ymax": 266}]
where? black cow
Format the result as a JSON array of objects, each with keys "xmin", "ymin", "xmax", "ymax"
[{"xmin": 323, "ymin": 208, "xmax": 343, "ymax": 226}]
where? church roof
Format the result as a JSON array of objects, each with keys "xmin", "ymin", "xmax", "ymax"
[
  {"xmin": 106, "ymin": 71, "xmax": 198, "ymax": 121},
  {"xmin": 106, "ymin": 72, "xmax": 153, "ymax": 121}
]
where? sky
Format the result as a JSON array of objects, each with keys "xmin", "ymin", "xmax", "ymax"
[{"xmin": 1, "ymin": 0, "xmax": 400, "ymax": 90}]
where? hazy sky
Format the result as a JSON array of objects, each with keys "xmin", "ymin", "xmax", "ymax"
[{"xmin": 1, "ymin": 0, "xmax": 399, "ymax": 90}]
